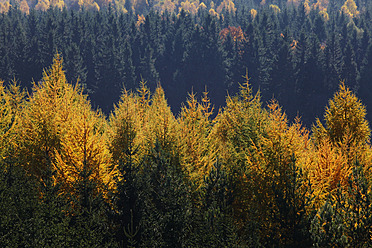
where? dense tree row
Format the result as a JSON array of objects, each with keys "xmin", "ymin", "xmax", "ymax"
[
  {"xmin": 0, "ymin": 1, "xmax": 371, "ymax": 126},
  {"xmin": 1, "ymin": 54, "xmax": 372, "ymax": 247},
  {"xmin": 0, "ymin": 0, "xmax": 367, "ymax": 16}
]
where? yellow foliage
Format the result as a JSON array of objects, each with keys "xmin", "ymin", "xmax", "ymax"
[
  {"xmin": 114, "ymin": 0, "xmax": 128, "ymax": 13},
  {"xmin": 50, "ymin": 0, "xmax": 65, "ymax": 9},
  {"xmin": 269, "ymin": 4, "xmax": 280, "ymax": 14},
  {"xmin": 109, "ymin": 90, "xmax": 140, "ymax": 163},
  {"xmin": 211, "ymin": 75, "xmax": 264, "ymax": 167},
  {"xmin": 313, "ymin": 0, "xmax": 328, "ymax": 11},
  {"xmin": 198, "ymin": 2, "xmax": 206, "ymax": 10},
  {"xmin": 310, "ymin": 82, "xmax": 372, "ymax": 205},
  {"xmin": 304, "ymin": 0, "xmax": 311, "ymax": 15},
  {"xmin": 136, "ymin": 14, "xmax": 145, "ymax": 28},
  {"xmin": 0, "ymin": 80, "xmax": 24, "ymax": 158},
  {"xmin": 216, "ymin": 0, "xmax": 236, "ymax": 14},
  {"xmin": 20, "ymin": 0, "xmax": 30, "ymax": 14},
  {"xmin": 35, "ymin": 0, "xmax": 50, "ymax": 11},
  {"xmin": 208, "ymin": 8, "xmax": 218, "ymax": 17},
  {"xmin": 145, "ymin": 85, "xmax": 178, "ymax": 151},
  {"xmin": 341, "ymin": 0, "xmax": 359, "ymax": 19},
  {"xmin": 250, "ymin": 8, "xmax": 257, "ymax": 20},
  {"xmin": 319, "ymin": 9, "xmax": 329, "ymax": 22},
  {"xmin": 108, "ymin": 86, "xmax": 149, "ymax": 171},
  {"xmin": 0, "ymin": 1, "xmax": 10, "ymax": 13},
  {"xmin": 19, "ymin": 54, "xmax": 113, "ymax": 193},
  {"xmin": 309, "ymin": 138, "xmax": 350, "ymax": 205},
  {"xmin": 178, "ymin": 90, "xmax": 214, "ymax": 188},
  {"xmin": 180, "ymin": 0, "xmax": 198, "ymax": 15},
  {"xmin": 313, "ymin": 82, "xmax": 370, "ymax": 150}
]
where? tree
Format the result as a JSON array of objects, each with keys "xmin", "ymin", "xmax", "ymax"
[
  {"xmin": 108, "ymin": 88, "xmax": 142, "ymax": 246},
  {"xmin": 311, "ymin": 82, "xmax": 372, "ymax": 205},
  {"xmin": 177, "ymin": 90, "xmax": 214, "ymax": 189},
  {"xmin": 0, "ymin": 158, "xmax": 39, "ymax": 247},
  {"xmin": 18, "ymin": 53, "xmax": 113, "ymax": 195},
  {"xmin": 139, "ymin": 141, "xmax": 191, "ymax": 248},
  {"xmin": 194, "ymin": 159, "xmax": 240, "ymax": 247},
  {"xmin": 341, "ymin": 0, "xmax": 359, "ymax": 19}
]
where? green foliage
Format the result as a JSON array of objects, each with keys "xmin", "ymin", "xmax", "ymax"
[
  {"xmin": 139, "ymin": 141, "xmax": 191, "ymax": 247},
  {"xmin": 0, "ymin": 4, "xmax": 372, "ymax": 244},
  {"xmin": 310, "ymin": 161, "xmax": 372, "ymax": 247},
  {"xmin": 0, "ymin": 159, "xmax": 38, "ymax": 247},
  {"xmin": 193, "ymin": 159, "xmax": 240, "ymax": 247}
]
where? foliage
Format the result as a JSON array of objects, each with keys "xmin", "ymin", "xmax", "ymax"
[{"xmin": 0, "ymin": 1, "xmax": 372, "ymax": 245}]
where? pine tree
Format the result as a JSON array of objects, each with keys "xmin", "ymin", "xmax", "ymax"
[
  {"xmin": 0, "ymin": 158, "xmax": 39, "ymax": 247},
  {"xmin": 139, "ymin": 141, "xmax": 191, "ymax": 248},
  {"xmin": 195, "ymin": 159, "xmax": 240, "ymax": 247}
]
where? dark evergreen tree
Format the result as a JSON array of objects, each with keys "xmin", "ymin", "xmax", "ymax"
[
  {"xmin": 193, "ymin": 159, "xmax": 240, "ymax": 247},
  {"xmin": 139, "ymin": 141, "xmax": 191, "ymax": 248},
  {"xmin": 0, "ymin": 158, "xmax": 38, "ymax": 247},
  {"xmin": 69, "ymin": 159, "xmax": 115, "ymax": 247}
]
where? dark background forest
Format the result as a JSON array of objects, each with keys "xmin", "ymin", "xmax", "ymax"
[
  {"xmin": 1, "ymin": 0, "xmax": 372, "ymax": 247},
  {"xmin": 0, "ymin": 0, "xmax": 371, "ymax": 126}
]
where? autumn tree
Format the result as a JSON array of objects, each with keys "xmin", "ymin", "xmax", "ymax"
[
  {"xmin": 108, "ymin": 88, "xmax": 143, "ymax": 246},
  {"xmin": 341, "ymin": 0, "xmax": 359, "ymax": 19},
  {"xmin": 246, "ymin": 100, "xmax": 313, "ymax": 246},
  {"xmin": 18, "ymin": 53, "xmax": 113, "ymax": 195},
  {"xmin": 177, "ymin": 90, "xmax": 214, "ymax": 190},
  {"xmin": 311, "ymin": 82, "xmax": 371, "ymax": 204},
  {"xmin": 0, "ymin": 80, "xmax": 24, "ymax": 159}
]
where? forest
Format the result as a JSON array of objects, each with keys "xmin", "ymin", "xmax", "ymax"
[{"xmin": 1, "ymin": 0, "xmax": 372, "ymax": 247}]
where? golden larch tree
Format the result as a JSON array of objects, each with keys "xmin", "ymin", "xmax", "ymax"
[
  {"xmin": 0, "ymin": 80, "xmax": 24, "ymax": 159},
  {"xmin": 310, "ymin": 82, "xmax": 372, "ymax": 204},
  {"xmin": 18, "ymin": 54, "xmax": 113, "ymax": 193},
  {"xmin": 177, "ymin": 90, "xmax": 214, "ymax": 189}
]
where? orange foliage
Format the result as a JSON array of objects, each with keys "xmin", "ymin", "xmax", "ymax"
[
  {"xmin": 250, "ymin": 8, "xmax": 257, "ymax": 20},
  {"xmin": 20, "ymin": 0, "xmax": 30, "ymax": 14},
  {"xmin": 136, "ymin": 14, "xmax": 146, "ymax": 28},
  {"xmin": 219, "ymin": 26, "xmax": 245, "ymax": 44},
  {"xmin": 216, "ymin": 0, "xmax": 236, "ymax": 14},
  {"xmin": 290, "ymin": 39, "xmax": 299, "ymax": 50},
  {"xmin": 341, "ymin": 0, "xmax": 359, "ymax": 19}
]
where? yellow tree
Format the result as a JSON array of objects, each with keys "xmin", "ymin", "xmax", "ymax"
[
  {"xmin": 109, "ymin": 89, "xmax": 142, "ymax": 166},
  {"xmin": 269, "ymin": 4, "xmax": 281, "ymax": 14},
  {"xmin": 341, "ymin": 0, "xmax": 359, "ymax": 19},
  {"xmin": 50, "ymin": 0, "xmax": 65, "ymax": 9},
  {"xmin": 212, "ymin": 74, "xmax": 313, "ymax": 244},
  {"xmin": 313, "ymin": 0, "xmax": 328, "ymax": 11},
  {"xmin": 311, "ymin": 82, "xmax": 371, "ymax": 202},
  {"xmin": 216, "ymin": 0, "xmax": 236, "ymax": 14},
  {"xmin": 35, "ymin": 0, "xmax": 50, "ymax": 11},
  {"xmin": 54, "ymin": 96, "xmax": 112, "ymax": 193},
  {"xmin": 144, "ymin": 85, "xmax": 178, "ymax": 153},
  {"xmin": 177, "ymin": 90, "xmax": 214, "ymax": 189},
  {"xmin": 211, "ymin": 76, "xmax": 266, "ymax": 231},
  {"xmin": 245, "ymin": 100, "xmax": 313, "ymax": 245},
  {"xmin": 179, "ymin": 0, "xmax": 198, "ymax": 15},
  {"xmin": 19, "ymin": 0, "xmax": 30, "ymax": 14},
  {"xmin": 18, "ymin": 54, "xmax": 113, "ymax": 193},
  {"xmin": 211, "ymin": 76, "xmax": 265, "ymax": 170},
  {"xmin": 250, "ymin": 8, "xmax": 257, "ymax": 20},
  {"xmin": 0, "ymin": 81, "xmax": 24, "ymax": 159}
]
